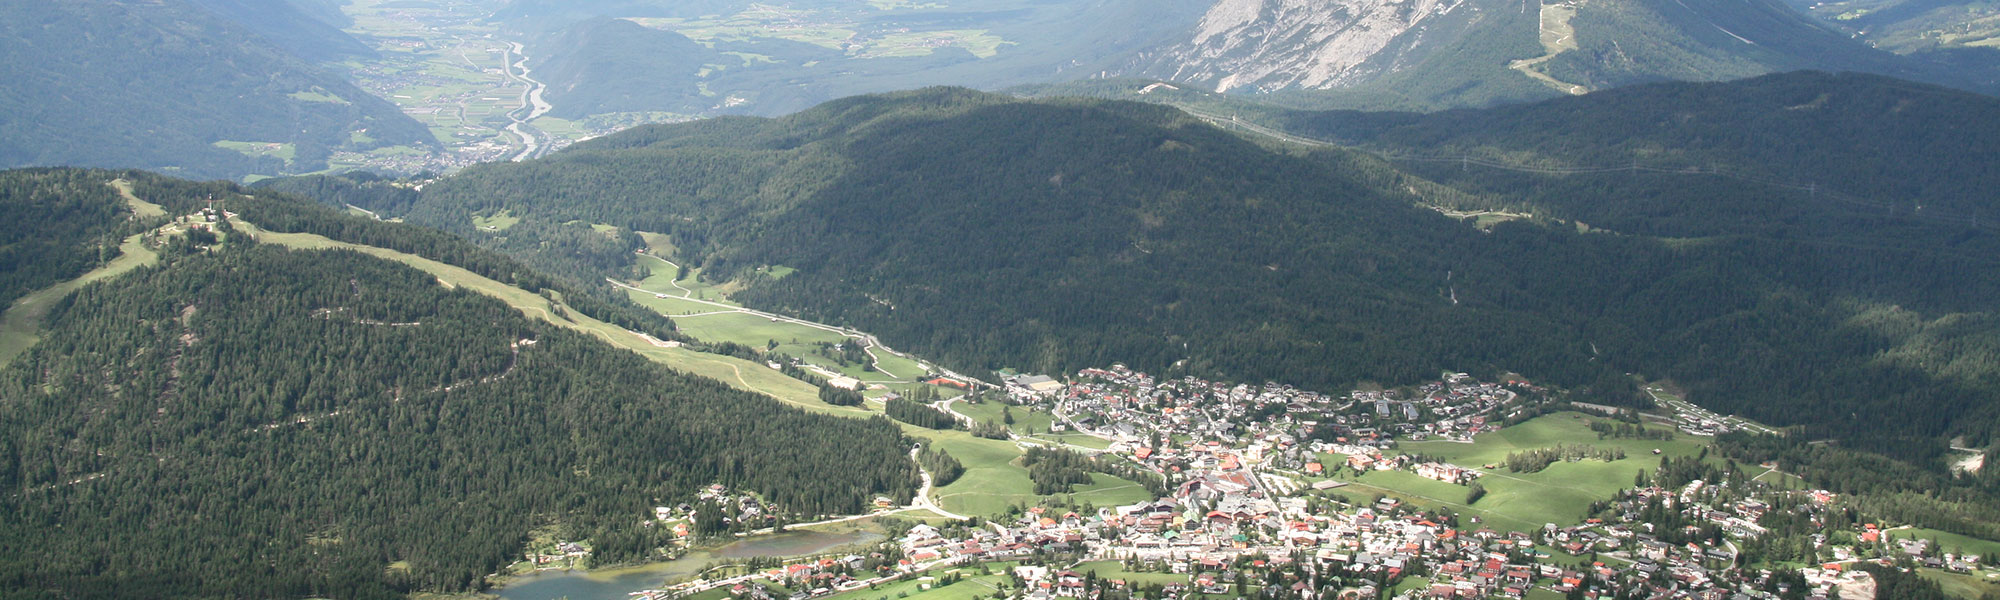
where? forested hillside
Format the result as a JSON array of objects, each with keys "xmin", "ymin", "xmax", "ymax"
[
  {"xmin": 316, "ymin": 85, "xmax": 2000, "ymax": 457},
  {"xmin": 1272, "ymin": 71, "xmax": 2000, "ymax": 228},
  {"xmin": 0, "ymin": 171, "xmax": 921, "ymax": 599},
  {"xmin": 0, "ymin": 170, "xmax": 144, "ymax": 310},
  {"xmin": 535, "ymin": 18, "xmax": 718, "ymax": 119},
  {"xmin": 185, "ymin": 0, "xmax": 375, "ymax": 61},
  {"xmin": 0, "ymin": 1, "xmax": 435, "ymax": 180}
]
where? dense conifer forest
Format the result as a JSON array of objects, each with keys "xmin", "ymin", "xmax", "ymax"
[{"xmin": 0, "ymin": 171, "xmax": 921, "ymax": 599}]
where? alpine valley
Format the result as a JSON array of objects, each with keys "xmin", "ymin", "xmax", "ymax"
[{"xmin": 6, "ymin": 1, "xmax": 2000, "ymax": 600}]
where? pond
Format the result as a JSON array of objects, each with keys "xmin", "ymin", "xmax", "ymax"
[{"xmin": 496, "ymin": 529, "xmax": 885, "ymax": 600}]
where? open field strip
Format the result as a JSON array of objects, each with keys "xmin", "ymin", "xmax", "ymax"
[
  {"xmin": 620, "ymin": 253, "xmax": 942, "ymax": 388},
  {"xmin": 0, "ymin": 233, "xmax": 157, "ymax": 366},
  {"xmin": 0, "ymin": 181, "xmax": 167, "ymax": 365}
]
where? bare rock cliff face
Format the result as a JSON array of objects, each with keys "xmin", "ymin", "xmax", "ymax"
[{"xmin": 1149, "ymin": 0, "xmax": 1469, "ymax": 92}]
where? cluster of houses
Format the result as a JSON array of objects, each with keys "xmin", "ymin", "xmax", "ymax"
[
  {"xmin": 627, "ymin": 363, "xmax": 2000, "ymax": 600},
  {"xmin": 525, "ymin": 541, "xmax": 591, "ymax": 567},
  {"xmin": 1022, "ymin": 366, "xmax": 1533, "ymax": 473}
]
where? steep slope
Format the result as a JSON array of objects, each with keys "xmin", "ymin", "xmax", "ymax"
[
  {"xmin": 390, "ymin": 88, "xmax": 2000, "ymax": 453},
  {"xmin": 1273, "ymin": 71, "xmax": 2000, "ymax": 228},
  {"xmin": 1117, "ymin": 0, "xmax": 1997, "ymax": 109},
  {"xmin": 186, "ymin": 0, "xmax": 375, "ymax": 61},
  {"xmin": 1123, "ymin": 0, "xmax": 1532, "ymax": 94},
  {"xmin": 0, "ymin": 1, "xmax": 436, "ymax": 180},
  {"xmin": 535, "ymin": 17, "xmax": 720, "ymax": 119},
  {"xmin": 0, "ymin": 170, "xmax": 919, "ymax": 599}
]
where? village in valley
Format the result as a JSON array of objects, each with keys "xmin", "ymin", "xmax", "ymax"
[{"xmin": 516, "ymin": 357, "xmax": 1999, "ymax": 600}]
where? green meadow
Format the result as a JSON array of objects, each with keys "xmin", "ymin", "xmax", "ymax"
[{"xmin": 1315, "ymin": 412, "xmax": 1710, "ymax": 532}]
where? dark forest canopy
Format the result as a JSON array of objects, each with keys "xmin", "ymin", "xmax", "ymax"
[
  {"xmin": 0, "ymin": 169, "xmax": 921, "ymax": 598},
  {"xmin": 284, "ymin": 82, "xmax": 2000, "ymax": 457}
]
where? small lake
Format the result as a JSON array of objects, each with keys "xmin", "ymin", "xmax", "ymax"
[{"xmin": 496, "ymin": 529, "xmax": 884, "ymax": 600}]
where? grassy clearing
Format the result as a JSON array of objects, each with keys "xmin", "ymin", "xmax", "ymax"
[
  {"xmin": 624, "ymin": 254, "xmax": 930, "ymax": 385},
  {"xmin": 1919, "ymin": 568, "xmax": 2000, "ymax": 599},
  {"xmin": 629, "ymin": 253, "xmax": 741, "ymax": 305},
  {"xmin": 1317, "ymin": 412, "xmax": 1710, "ymax": 532},
  {"xmin": 0, "ymin": 233, "xmax": 158, "ymax": 367},
  {"xmin": 1891, "ymin": 528, "xmax": 2000, "ymax": 559},
  {"xmin": 1069, "ymin": 561, "xmax": 1187, "ymax": 586},
  {"xmin": 111, "ymin": 180, "xmax": 165, "ymax": 219},
  {"xmin": 473, "ymin": 209, "xmax": 520, "ymax": 231},
  {"xmin": 676, "ymin": 312, "xmax": 845, "ymax": 348},
  {"xmin": 637, "ymin": 232, "xmax": 678, "ymax": 256},
  {"xmin": 212, "ymin": 140, "xmax": 297, "ymax": 163},
  {"xmin": 921, "ymin": 427, "xmax": 1149, "ymax": 518},
  {"xmin": 287, "ymin": 90, "xmax": 349, "ymax": 104},
  {"xmin": 921, "ymin": 430, "xmax": 1039, "ymax": 517}
]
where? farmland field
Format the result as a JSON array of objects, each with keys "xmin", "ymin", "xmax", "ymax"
[{"xmin": 1314, "ymin": 412, "xmax": 1711, "ymax": 532}]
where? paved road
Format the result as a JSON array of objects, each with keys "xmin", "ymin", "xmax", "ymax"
[{"xmin": 906, "ymin": 446, "xmax": 971, "ymax": 520}]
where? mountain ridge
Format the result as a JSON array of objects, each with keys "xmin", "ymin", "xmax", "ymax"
[{"xmin": 298, "ymin": 82, "xmax": 2000, "ymax": 455}]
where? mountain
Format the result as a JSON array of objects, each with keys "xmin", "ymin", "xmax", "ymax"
[
  {"xmin": 185, "ymin": 0, "xmax": 375, "ymax": 61},
  {"xmin": 0, "ymin": 169, "xmax": 919, "ymax": 599},
  {"xmin": 309, "ymin": 84, "xmax": 2000, "ymax": 460},
  {"xmin": 485, "ymin": 0, "xmax": 1996, "ymax": 121},
  {"xmin": 1110, "ymin": 0, "xmax": 1999, "ymax": 110},
  {"xmin": 535, "ymin": 17, "xmax": 719, "ymax": 119},
  {"xmin": 1270, "ymin": 71, "xmax": 2000, "ymax": 227},
  {"xmin": 0, "ymin": 1, "xmax": 436, "ymax": 180}
]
